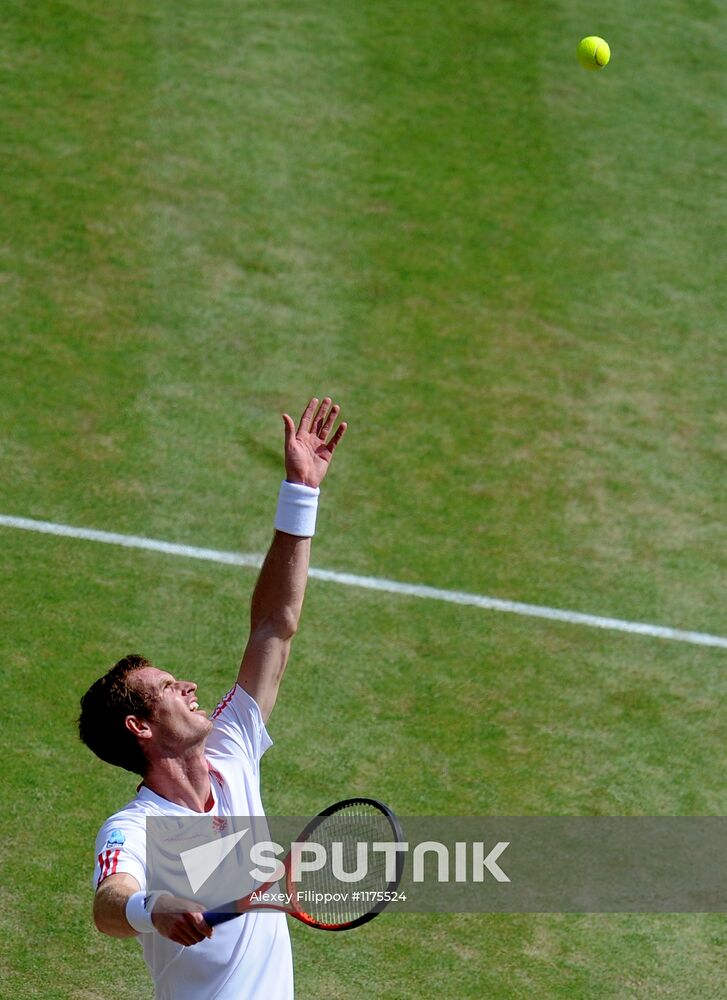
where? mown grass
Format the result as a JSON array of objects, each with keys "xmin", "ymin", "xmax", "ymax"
[{"xmin": 1, "ymin": 0, "xmax": 726, "ymax": 996}]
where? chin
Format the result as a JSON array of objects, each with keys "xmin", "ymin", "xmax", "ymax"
[{"xmin": 184, "ymin": 715, "xmax": 213, "ymax": 747}]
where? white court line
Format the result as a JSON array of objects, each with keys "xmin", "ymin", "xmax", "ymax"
[{"xmin": 1, "ymin": 513, "xmax": 726, "ymax": 650}]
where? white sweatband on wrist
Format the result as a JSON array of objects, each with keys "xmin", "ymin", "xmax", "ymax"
[
  {"xmin": 274, "ymin": 480, "xmax": 320, "ymax": 537},
  {"xmin": 126, "ymin": 890, "xmax": 171, "ymax": 933}
]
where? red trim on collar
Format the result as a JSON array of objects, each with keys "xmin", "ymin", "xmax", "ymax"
[
  {"xmin": 211, "ymin": 685, "xmax": 236, "ymax": 720},
  {"xmin": 208, "ymin": 761, "xmax": 225, "ymax": 789}
]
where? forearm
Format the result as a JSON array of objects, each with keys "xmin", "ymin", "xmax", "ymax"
[
  {"xmin": 94, "ymin": 878, "xmax": 139, "ymax": 938},
  {"xmin": 250, "ymin": 530, "xmax": 312, "ymax": 636},
  {"xmin": 236, "ymin": 530, "xmax": 312, "ymax": 721},
  {"xmin": 94, "ymin": 880, "xmax": 212, "ymax": 946}
]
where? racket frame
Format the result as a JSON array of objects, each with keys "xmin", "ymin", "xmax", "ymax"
[{"xmin": 203, "ymin": 797, "xmax": 405, "ymax": 931}]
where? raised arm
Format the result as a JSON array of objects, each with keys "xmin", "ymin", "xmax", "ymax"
[{"xmin": 237, "ymin": 397, "xmax": 347, "ymax": 722}]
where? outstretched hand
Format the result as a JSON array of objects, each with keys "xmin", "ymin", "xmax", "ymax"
[{"xmin": 282, "ymin": 397, "xmax": 347, "ymax": 489}]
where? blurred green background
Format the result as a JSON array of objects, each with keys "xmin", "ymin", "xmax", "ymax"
[{"xmin": 1, "ymin": 0, "xmax": 725, "ymax": 996}]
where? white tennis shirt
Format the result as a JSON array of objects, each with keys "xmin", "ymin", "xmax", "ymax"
[{"xmin": 92, "ymin": 685, "xmax": 294, "ymax": 1000}]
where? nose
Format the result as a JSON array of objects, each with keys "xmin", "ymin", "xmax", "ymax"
[{"xmin": 179, "ymin": 680, "xmax": 197, "ymax": 695}]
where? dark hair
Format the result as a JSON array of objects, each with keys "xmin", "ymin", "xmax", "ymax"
[{"xmin": 78, "ymin": 654, "xmax": 158, "ymax": 775}]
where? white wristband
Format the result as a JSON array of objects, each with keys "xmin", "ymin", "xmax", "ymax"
[
  {"xmin": 274, "ymin": 480, "xmax": 320, "ymax": 537},
  {"xmin": 126, "ymin": 890, "xmax": 171, "ymax": 933}
]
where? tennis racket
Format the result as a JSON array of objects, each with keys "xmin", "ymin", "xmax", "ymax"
[{"xmin": 203, "ymin": 797, "xmax": 404, "ymax": 931}]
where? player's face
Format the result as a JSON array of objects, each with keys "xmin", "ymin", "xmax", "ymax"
[{"xmin": 133, "ymin": 667, "xmax": 213, "ymax": 751}]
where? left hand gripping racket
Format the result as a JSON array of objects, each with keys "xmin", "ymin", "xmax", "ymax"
[{"xmin": 203, "ymin": 797, "xmax": 404, "ymax": 931}]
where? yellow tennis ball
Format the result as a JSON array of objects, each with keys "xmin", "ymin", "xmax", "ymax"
[{"xmin": 577, "ymin": 36, "xmax": 611, "ymax": 70}]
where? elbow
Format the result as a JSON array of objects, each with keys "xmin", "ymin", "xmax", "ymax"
[
  {"xmin": 93, "ymin": 898, "xmax": 135, "ymax": 939},
  {"xmin": 93, "ymin": 896, "xmax": 106, "ymax": 934},
  {"xmin": 278, "ymin": 610, "xmax": 300, "ymax": 641},
  {"xmin": 93, "ymin": 910, "xmax": 114, "ymax": 937},
  {"xmin": 93, "ymin": 904, "xmax": 116, "ymax": 938},
  {"xmin": 94, "ymin": 914, "xmax": 135, "ymax": 939},
  {"xmin": 254, "ymin": 610, "xmax": 300, "ymax": 643}
]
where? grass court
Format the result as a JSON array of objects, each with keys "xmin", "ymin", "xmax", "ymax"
[{"xmin": 1, "ymin": 1, "xmax": 726, "ymax": 996}]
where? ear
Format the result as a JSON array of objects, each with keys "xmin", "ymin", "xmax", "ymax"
[{"xmin": 125, "ymin": 715, "xmax": 152, "ymax": 741}]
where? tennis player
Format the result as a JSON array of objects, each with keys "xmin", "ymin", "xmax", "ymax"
[{"xmin": 79, "ymin": 397, "xmax": 347, "ymax": 1000}]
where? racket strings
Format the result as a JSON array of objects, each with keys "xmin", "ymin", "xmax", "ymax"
[{"xmin": 293, "ymin": 804, "xmax": 398, "ymax": 925}]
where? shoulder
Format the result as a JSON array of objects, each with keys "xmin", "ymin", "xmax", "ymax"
[
  {"xmin": 93, "ymin": 795, "xmax": 152, "ymax": 890},
  {"xmin": 94, "ymin": 794, "xmax": 154, "ymax": 851},
  {"xmin": 206, "ymin": 684, "xmax": 273, "ymax": 767},
  {"xmin": 210, "ymin": 684, "xmax": 258, "ymax": 723}
]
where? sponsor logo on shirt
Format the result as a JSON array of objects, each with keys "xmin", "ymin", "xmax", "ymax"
[{"xmin": 106, "ymin": 828, "xmax": 126, "ymax": 848}]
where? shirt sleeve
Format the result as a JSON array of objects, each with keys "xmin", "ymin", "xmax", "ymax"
[
  {"xmin": 92, "ymin": 818, "xmax": 147, "ymax": 890},
  {"xmin": 205, "ymin": 684, "xmax": 273, "ymax": 769}
]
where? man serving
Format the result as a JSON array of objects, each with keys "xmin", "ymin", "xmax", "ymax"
[{"xmin": 79, "ymin": 397, "xmax": 347, "ymax": 1000}]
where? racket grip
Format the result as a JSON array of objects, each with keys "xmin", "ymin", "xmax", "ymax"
[{"xmin": 202, "ymin": 907, "xmax": 239, "ymax": 928}]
